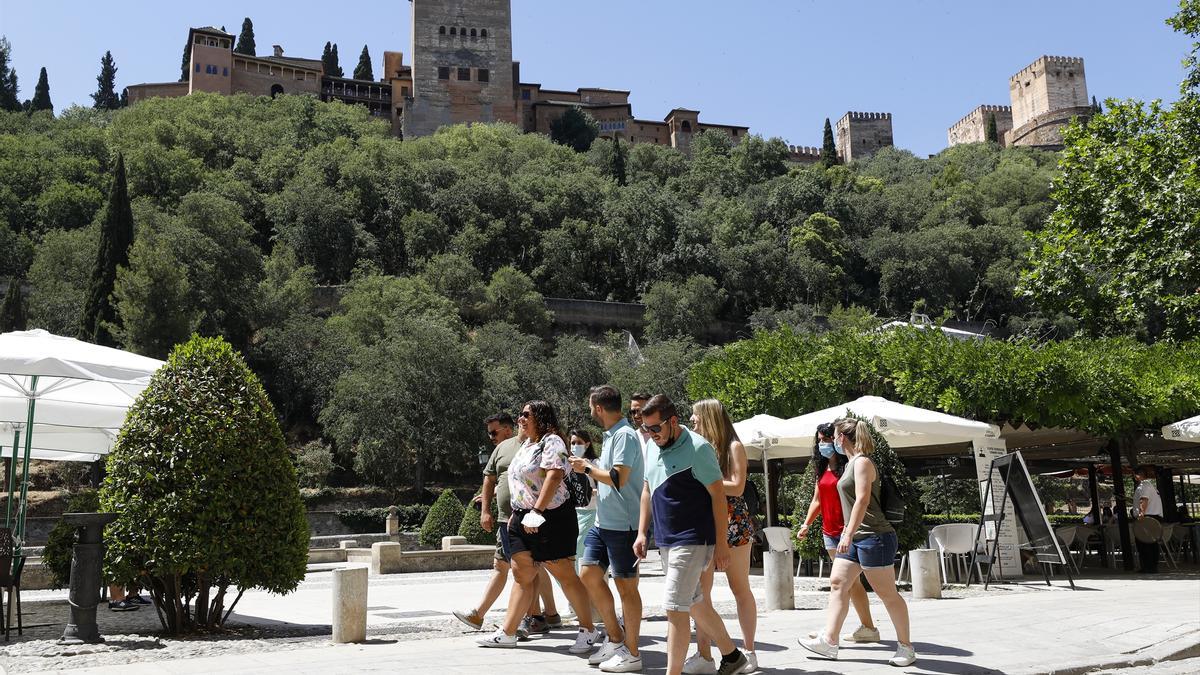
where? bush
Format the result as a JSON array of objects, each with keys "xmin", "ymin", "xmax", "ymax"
[
  {"xmin": 419, "ymin": 489, "xmax": 464, "ymax": 549},
  {"xmin": 100, "ymin": 336, "xmax": 310, "ymax": 634},
  {"xmin": 41, "ymin": 490, "xmax": 100, "ymax": 590},
  {"xmin": 336, "ymin": 507, "xmax": 388, "ymax": 533},
  {"xmin": 793, "ymin": 417, "xmax": 925, "ymax": 560},
  {"xmin": 395, "ymin": 504, "xmax": 431, "ymax": 530},
  {"xmin": 295, "ymin": 441, "xmax": 335, "ymax": 488},
  {"xmin": 456, "ymin": 493, "xmax": 496, "ymax": 545}
]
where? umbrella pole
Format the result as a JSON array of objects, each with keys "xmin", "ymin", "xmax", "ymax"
[
  {"xmin": 17, "ymin": 375, "xmax": 38, "ymax": 547},
  {"xmin": 5, "ymin": 429, "xmax": 18, "ymax": 530},
  {"xmin": 764, "ymin": 444, "xmax": 773, "ymax": 527}
]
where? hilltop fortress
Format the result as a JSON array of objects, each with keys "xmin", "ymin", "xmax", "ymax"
[{"xmin": 127, "ymin": 2, "xmax": 1090, "ymax": 160}]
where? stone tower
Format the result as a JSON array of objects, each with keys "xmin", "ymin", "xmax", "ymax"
[
  {"xmin": 1006, "ymin": 56, "xmax": 1090, "ymax": 148},
  {"xmin": 404, "ymin": 0, "xmax": 519, "ymax": 138},
  {"xmin": 835, "ymin": 112, "xmax": 893, "ymax": 163}
]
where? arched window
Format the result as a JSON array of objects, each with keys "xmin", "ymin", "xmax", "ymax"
[
  {"xmin": 450, "ymin": 27, "xmax": 457, "ymax": 35},
  {"xmin": 439, "ymin": 26, "xmax": 446, "ymax": 35},
  {"xmin": 270, "ymin": 84, "xmax": 284, "ymax": 98},
  {"xmin": 481, "ymin": 29, "xmax": 488, "ymax": 38},
  {"xmin": 681, "ymin": 120, "xmax": 692, "ymax": 132},
  {"xmin": 470, "ymin": 29, "xmax": 477, "ymax": 37}
]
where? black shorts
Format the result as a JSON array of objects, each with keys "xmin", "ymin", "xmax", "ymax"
[{"xmin": 508, "ymin": 502, "xmax": 578, "ymax": 562}]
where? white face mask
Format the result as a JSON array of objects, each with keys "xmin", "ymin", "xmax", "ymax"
[{"xmin": 571, "ymin": 444, "xmax": 587, "ymax": 457}]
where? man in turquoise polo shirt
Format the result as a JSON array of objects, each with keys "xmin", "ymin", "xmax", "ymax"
[
  {"xmin": 570, "ymin": 384, "xmax": 645, "ymax": 672},
  {"xmin": 633, "ymin": 395, "xmax": 748, "ymax": 675}
]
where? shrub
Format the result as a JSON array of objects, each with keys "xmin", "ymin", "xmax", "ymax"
[
  {"xmin": 395, "ymin": 504, "xmax": 430, "ymax": 530},
  {"xmin": 336, "ymin": 507, "xmax": 388, "ymax": 533},
  {"xmin": 100, "ymin": 336, "xmax": 310, "ymax": 634},
  {"xmin": 418, "ymin": 489, "xmax": 464, "ymax": 549},
  {"xmin": 456, "ymin": 493, "xmax": 496, "ymax": 545},
  {"xmin": 295, "ymin": 441, "xmax": 335, "ymax": 488},
  {"xmin": 41, "ymin": 490, "xmax": 100, "ymax": 590}
]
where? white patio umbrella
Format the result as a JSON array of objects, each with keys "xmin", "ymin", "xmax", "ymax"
[
  {"xmin": 1162, "ymin": 415, "xmax": 1200, "ymax": 443},
  {"xmin": 0, "ymin": 329, "xmax": 163, "ymax": 545}
]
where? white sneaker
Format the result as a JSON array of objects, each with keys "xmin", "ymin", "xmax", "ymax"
[
  {"xmin": 477, "ymin": 629, "xmax": 517, "ymax": 648},
  {"xmin": 739, "ymin": 650, "xmax": 758, "ymax": 673},
  {"xmin": 798, "ymin": 633, "xmax": 839, "ymax": 660},
  {"xmin": 589, "ymin": 639, "xmax": 623, "ymax": 665},
  {"xmin": 600, "ymin": 645, "xmax": 644, "ymax": 673},
  {"xmin": 843, "ymin": 624, "xmax": 881, "ymax": 643},
  {"xmin": 682, "ymin": 652, "xmax": 717, "ymax": 674},
  {"xmin": 570, "ymin": 627, "xmax": 602, "ymax": 654},
  {"xmin": 890, "ymin": 643, "xmax": 917, "ymax": 667}
]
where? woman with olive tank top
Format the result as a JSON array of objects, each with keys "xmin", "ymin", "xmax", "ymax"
[{"xmin": 798, "ymin": 418, "xmax": 916, "ymax": 668}]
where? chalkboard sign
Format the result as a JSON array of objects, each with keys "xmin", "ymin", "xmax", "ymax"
[{"xmin": 991, "ymin": 452, "xmax": 1067, "ymax": 565}]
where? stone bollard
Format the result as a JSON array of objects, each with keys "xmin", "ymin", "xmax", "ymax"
[
  {"xmin": 370, "ymin": 541, "xmax": 402, "ymax": 575},
  {"xmin": 763, "ymin": 549, "xmax": 795, "ymax": 610},
  {"xmin": 332, "ymin": 566, "xmax": 368, "ymax": 643},
  {"xmin": 59, "ymin": 512, "xmax": 119, "ymax": 645},
  {"xmin": 441, "ymin": 535, "xmax": 467, "ymax": 550},
  {"xmin": 910, "ymin": 548, "xmax": 942, "ymax": 599},
  {"xmin": 386, "ymin": 506, "xmax": 399, "ymax": 538}
]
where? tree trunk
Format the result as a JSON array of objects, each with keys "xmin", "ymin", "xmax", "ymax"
[
  {"xmin": 414, "ymin": 454, "xmax": 426, "ymax": 494},
  {"xmin": 195, "ymin": 574, "xmax": 210, "ymax": 627}
]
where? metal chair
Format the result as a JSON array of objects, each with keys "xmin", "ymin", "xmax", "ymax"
[
  {"xmin": 1158, "ymin": 523, "xmax": 1179, "ymax": 570},
  {"xmin": 930, "ymin": 523, "xmax": 984, "ymax": 585},
  {"xmin": 0, "ymin": 528, "xmax": 21, "ymax": 640}
]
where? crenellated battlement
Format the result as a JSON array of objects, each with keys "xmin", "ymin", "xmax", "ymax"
[
  {"xmin": 950, "ymin": 104, "xmax": 1012, "ymax": 131},
  {"xmin": 841, "ymin": 111, "xmax": 892, "ymax": 122},
  {"xmin": 788, "ymin": 145, "xmax": 821, "ymax": 157},
  {"xmin": 1010, "ymin": 55, "xmax": 1085, "ymax": 82}
]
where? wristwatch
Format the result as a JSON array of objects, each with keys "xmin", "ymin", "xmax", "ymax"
[{"xmin": 584, "ymin": 465, "xmax": 592, "ymax": 475}]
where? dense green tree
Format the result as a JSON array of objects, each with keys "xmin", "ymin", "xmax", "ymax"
[
  {"xmin": 482, "ymin": 266, "xmax": 550, "ymax": 334},
  {"xmin": 179, "ymin": 34, "xmax": 191, "ymax": 81},
  {"xmin": 30, "ymin": 67, "xmax": 52, "ymax": 113},
  {"xmin": 27, "ymin": 226, "xmax": 97, "ymax": 335},
  {"xmin": 986, "ymin": 112, "xmax": 999, "ymax": 143},
  {"xmin": 321, "ymin": 42, "xmax": 344, "ymax": 78},
  {"xmin": 0, "ymin": 277, "xmax": 27, "ymax": 331},
  {"xmin": 550, "ymin": 106, "xmax": 599, "ymax": 152},
  {"xmin": 643, "ymin": 274, "xmax": 726, "ymax": 342},
  {"xmin": 0, "ymin": 37, "xmax": 20, "ymax": 112},
  {"xmin": 79, "ymin": 153, "xmax": 133, "ymax": 346},
  {"xmin": 91, "ymin": 51, "xmax": 120, "ymax": 110},
  {"xmin": 101, "ymin": 336, "xmax": 309, "ymax": 633},
  {"xmin": 820, "ymin": 117, "xmax": 837, "ymax": 167},
  {"xmin": 353, "ymin": 45, "xmax": 374, "ymax": 81},
  {"xmin": 234, "ymin": 18, "xmax": 256, "ymax": 56},
  {"xmin": 611, "ymin": 136, "xmax": 627, "ymax": 186},
  {"xmin": 111, "ymin": 232, "xmax": 199, "ymax": 358}
]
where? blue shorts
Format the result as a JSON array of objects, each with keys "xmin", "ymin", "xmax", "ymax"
[
  {"xmin": 496, "ymin": 522, "xmax": 513, "ymax": 563},
  {"xmin": 580, "ymin": 527, "xmax": 640, "ymax": 579},
  {"xmin": 822, "ymin": 534, "xmax": 839, "ymax": 550},
  {"xmin": 835, "ymin": 531, "xmax": 898, "ymax": 569}
]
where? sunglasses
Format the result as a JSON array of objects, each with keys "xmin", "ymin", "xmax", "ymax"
[
  {"xmin": 487, "ymin": 430, "xmax": 499, "ymax": 438},
  {"xmin": 640, "ymin": 422, "xmax": 667, "ymax": 434},
  {"xmin": 519, "ymin": 411, "xmax": 531, "ymax": 419}
]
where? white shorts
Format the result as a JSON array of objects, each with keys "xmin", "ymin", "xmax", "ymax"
[{"xmin": 660, "ymin": 544, "xmax": 714, "ymax": 612}]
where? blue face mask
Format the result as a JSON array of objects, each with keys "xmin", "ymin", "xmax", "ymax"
[
  {"xmin": 818, "ymin": 441, "xmax": 835, "ymax": 458},
  {"xmin": 833, "ymin": 439, "xmax": 847, "ymax": 456}
]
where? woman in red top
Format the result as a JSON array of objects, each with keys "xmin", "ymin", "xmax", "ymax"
[{"xmin": 796, "ymin": 422, "xmax": 878, "ymax": 643}]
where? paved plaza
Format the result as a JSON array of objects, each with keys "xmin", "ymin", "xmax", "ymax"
[{"xmin": 2, "ymin": 558, "xmax": 1196, "ymax": 674}]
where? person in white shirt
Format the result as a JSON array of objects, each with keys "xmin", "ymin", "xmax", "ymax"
[{"xmin": 1133, "ymin": 466, "xmax": 1164, "ymax": 573}]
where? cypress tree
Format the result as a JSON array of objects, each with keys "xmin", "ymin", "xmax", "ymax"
[
  {"xmin": 119, "ymin": 88, "xmax": 128, "ymax": 108},
  {"xmin": 92, "ymin": 51, "xmax": 120, "ymax": 110},
  {"xmin": 321, "ymin": 42, "xmax": 334, "ymax": 75},
  {"xmin": 330, "ymin": 43, "xmax": 343, "ymax": 77},
  {"xmin": 985, "ymin": 112, "xmax": 999, "ymax": 143},
  {"xmin": 820, "ymin": 118, "xmax": 837, "ymax": 168},
  {"xmin": 0, "ymin": 37, "xmax": 21, "ymax": 112},
  {"xmin": 611, "ymin": 136, "xmax": 627, "ymax": 186},
  {"xmin": 30, "ymin": 67, "xmax": 52, "ymax": 113},
  {"xmin": 0, "ymin": 278, "xmax": 27, "ymax": 332},
  {"xmin": 234, "ymin": 18, "xmax": 256, "ymax": 56},
  {"xmin": 79, "ymin": 153, "xmax": 134, "ymax": 347},
  {"xmin": 353, "ymin": 45, "xmax": 374, "ymax": 81},
  {"xmin": 179, "ymin": 34, "xmax": 191, "ymax": 82},
  {"xmin": 1091, "ymin": 95, "xmax": 1102, "ymax": 114}
]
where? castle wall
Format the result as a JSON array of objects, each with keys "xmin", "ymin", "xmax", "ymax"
[
  {"xmin": 1009, "ymin": 56, "xmax": 1087, "ymax": 130},
  {"xmin": 836, "ymin": 112, "xmax": 893, "ymax": 163},
  {"xmin": 1005, "ymin": 105, "xmax": 1093, "ymax": 149},
  {"xmin": 189, "ymin": 42, "xmax": 234, "ymax": 95},
  {"xmin": 230, "ymin": 57, "xmax": 321, "ymax": 97},
  {"xmin": 947, "ymin": 105, "xmax": 1013, "ymax": 146},
  {"xmin": 404, "ymin": 0, "xmax": 518, "ymax": 138},
  {"xmin": 125, "ymin": 81, "xmax": 188, "ymax": 104}
]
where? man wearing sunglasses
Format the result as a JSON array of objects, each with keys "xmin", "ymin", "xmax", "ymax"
[{"xmin": 633, "ymin": 395, "xmax": 748, "ymax": 675}]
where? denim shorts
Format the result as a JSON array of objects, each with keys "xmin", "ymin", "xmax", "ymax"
[
  {"xmin": 580, "ymin": 527, "xmax": 640, "ymax": 579},
  {"xmin": 835, "ymin": 531, "xmax": 898, "ymax": 569},
  {"xmin": 822, "ymin": 533, "xmax": 839, "ymax": 550},
  {"xmin": 494, "ymin": 522, "xmax": 512, "ymax": 563},
  {"xmin": 661, "ymin": 544, "xmax": 714, "ymax": 612}
]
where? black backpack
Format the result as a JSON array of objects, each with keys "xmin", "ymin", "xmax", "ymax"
[
  {"xmin": 743, "ymin": 478, "xmax": 762, "ymax": 518},
  {"xmin": 880, "ymin": 470, "xmax": 906, "ymax": 525},
  {"xmin": 565, "ymin": 471, "xmax": 593, "ymax": 508}
]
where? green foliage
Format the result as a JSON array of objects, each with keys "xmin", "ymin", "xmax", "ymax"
[
  {"xmin": 821, "ymin": 118, "xmax": 837, "ymax": 168},
  {"xmin": 336, "ymin": 507, "xmax": 388, "ymax": 533},
  {"xmin": 100, "ymin": 335, "xmax": 309, "ymax": 634},
  {"xmin": 916, "ymin": 475, "xmax": 981, "ymax": 515},
  {"xmin": 550, "ymin": 107, "xmax": 600, "ymax": 152},
  {"xmin": 27, "ymin": 226, "xmax": 96, "ymax": 335},
  {"xmin": 295, "ymin": 440, "xmax": 335, "ymax": 488},
  {"xmin": 457, "ymin": 494, "xmax": 497, "ymax": 545},
  {"xmin": 483, "ymin": 266, "xmax": 550, "ymax": 334},
  {"xmin": 30, "ymin": 67, "xmax": 52, "ymax": 113},
  {"xmin": 419, "ymin": 488, "xmax": 464, "ymax": 549},
  {"xmin": 91, "ymin": 51, "xmax": 120, "ymax": 111},
  {"xmin": 234, "ymin": 18, "xmax": 256, "ymax": 56},
  {"xmin": 322, "ymin": 42, "xmax": 343, "ymax": 78},
  {"xmin": 643, "ymin": 275, "xmax": 726, "ymax": 342},
  {"xmin": 353, "ymin": 45, "xmax": 374, "ymax": 81},
  {"xmin": 79, "ymin": 153, "xmax": 133, "ymax": 347},
  {"xmin": 111, "ymin": 230, "xmax": 198, "ymax": 358},
  {"xmin": 0, "ymin": 276, "xmax": 26, "ymax": 331},
  {"xmin": 986, "ymin": 113, "xmax": 999, "ymax": 143},
  {"xmin": 41, "ymin": 490, "xmax": 101, "ymax": 590},
  {"xmin": 0, "ymin": 37, "xmax": 20, "ymax": 112},
  {"xmin": 688, "ymin": 327, "xmax": 1200, "ymax": 438},
  {"xmin": 179, "ymin": 34, "xmax": 191, "ymax": 82}
]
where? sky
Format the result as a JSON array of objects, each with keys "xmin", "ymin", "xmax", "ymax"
[{"xmin": 1, "ymin": 1, "xmax": 1193, "ymax": 157}]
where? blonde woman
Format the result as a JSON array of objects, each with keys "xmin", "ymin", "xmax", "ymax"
[
  {"xmin": 684, "ymin": 399, "xmax": 758, "ymax": 674},
  {"xmin": 798, "ymin": 418, "xmax": 915, "ymax": 668}
]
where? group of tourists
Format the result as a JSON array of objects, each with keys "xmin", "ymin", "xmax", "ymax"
[{"xmin": 455, "ymin": 385, "xmax": 916, "ymax": 674}]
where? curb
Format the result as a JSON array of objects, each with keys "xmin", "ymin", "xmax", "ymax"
[{"xmin": 1009, "ymin": 629, "xmax": 1200, "ymax": 675}]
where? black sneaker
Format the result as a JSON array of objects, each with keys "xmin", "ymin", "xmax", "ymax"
[
  {"xmin": 126, "ymin": 593, "xmax": 152, "ymax": 606},
  {"xmin": 108, "ymin": 599, "xmax": 139, "ymax": 612},
  {"xmin": 525, "ymin": 614, "xmax": 549, "ymax": 634},
  {"xmin": 717, "ymin": 649, "xmax": 749, "ymax": 675}
]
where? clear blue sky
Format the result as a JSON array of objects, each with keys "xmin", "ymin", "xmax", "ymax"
[{"xmin": 2, "ymin": 1, "xmax": 1192, "ymax": 156}]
